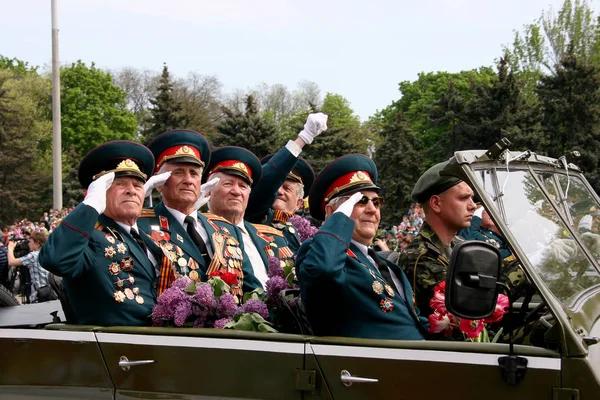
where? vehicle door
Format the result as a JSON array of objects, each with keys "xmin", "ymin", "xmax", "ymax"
[
  {"xmin": 307, "ymin": 338, "xmax": 561, "ymax": 399},
  {"xmin": 96, "ymin": 326, "xmax": 306, "ymax": 399},
  {"xmin": 0, "ymin": 323, "xmax": 113, "ymax": 399}
]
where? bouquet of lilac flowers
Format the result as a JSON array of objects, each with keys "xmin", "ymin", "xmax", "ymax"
[
  {"xmin": 152, "ymin": 275, "xmax": 276, "ymax": 332},
  {"xmin": 289, "ymin": 215, "xmax": 318, "ymax": 242}
]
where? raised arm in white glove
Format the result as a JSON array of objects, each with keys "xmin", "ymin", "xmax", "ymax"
[
  {"xmin": 143, "ymin": 171, "xmax": 172, "ymax": 198},
  {"xmin": 82, "ymin": 172, "xmax": 115, "ymax": 214},
  {"xmin": 333, "ymin": 192, "xmax": 363, "ymax": 217},
  {"xmin": 547, "ymin": 238, "xmax": 578, "ymax": 263},
  {"xmin": 298, "ymin": 112, "xmax": 328, "ymax": 145},
  {"xmin": 194, "ymin": 177, "xmax": 220, "ymax": 210},
  {"xmin": 473, "ymin": 206, "xmax": 484, "ymax": 219}
]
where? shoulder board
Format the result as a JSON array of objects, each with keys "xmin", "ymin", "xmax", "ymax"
[
  {"xmin": 252, "ymin": 223, "xmax": 284, "ymax": 237},
  {"xmin": 94, "ymin": 222, "xmax": 104, "ymax": 231},
  {"xmin": 140, "ymin": 208, "xmax": 155, "ymax": 218},
  {"xmin": 202, "ymin": 213, "xmax": 232, "ymax": 224}
]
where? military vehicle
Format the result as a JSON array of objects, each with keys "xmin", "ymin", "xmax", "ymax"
[{"xmin": 0, "ymin": 140, "xmax": 598, "ymax": 399}]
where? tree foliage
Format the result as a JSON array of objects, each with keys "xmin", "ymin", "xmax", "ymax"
[
  {"xmin": 61, "ymin": 60, "xmax": 137, "ymax": 156},
  {"xmin": 144, "ymin": 63, "xmax": 184, "ymax": 143}
]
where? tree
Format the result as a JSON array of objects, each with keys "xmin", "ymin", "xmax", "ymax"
[
  {"xmin": 427, "ymin": 80, "xmax": 467, "ymax": 160},
  {"xmin": 144, "ymin": 63, "xmax": 184, "ymax": 143},
  {"xmin": 214, "ymin": 95, "xmax": 278, "ymax": 158},
  {"xmin": 61, "ymin": 60, "xmax": 137, "ymax": 156},
  {"xmin": 536, "ymin": 47, "xmax": 600, "ymax": 189},
  {"xmin": 0, "ymin": 70, "xmax": 53, "ymax": 225},
  {"xmin": 373, "ymin": 112, "xmax": 422, "ymax": 223}
]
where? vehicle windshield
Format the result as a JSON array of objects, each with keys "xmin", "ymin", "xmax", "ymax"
[{"xmin": 474, "ymin": 167, "xmax": 600, "ymax": 307}]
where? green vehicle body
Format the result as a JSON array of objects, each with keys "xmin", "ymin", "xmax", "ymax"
[{"xmin": 0, "ymin": 147, "xmax": 599, "ymax": 399}]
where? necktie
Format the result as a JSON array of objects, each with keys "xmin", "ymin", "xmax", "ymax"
[
  {"xmin": 130, "ymin": 228, "xmax": 148, "ymax": 254},
  {"xmin": 184, "ymin": 216, "xmax": 210, "ymax": 265}
]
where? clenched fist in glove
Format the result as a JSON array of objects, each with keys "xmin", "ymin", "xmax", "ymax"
[
  {"xmin": 298, "ymin": 112, "xmax": 328, "ymax": 145},
  {"xmin": 143, "ymin": 171, "xmax": 172, "ymax": 198},
  {"xmin": 83, "ymin": 172, "xmax": 115, "ymax": 214},
  {"xmin": 194, "ymin": 177, "xmax": 220, "ymax": 210}
]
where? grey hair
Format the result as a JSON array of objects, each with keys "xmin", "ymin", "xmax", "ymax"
[{"xmin": 296, "ymin": 182, "xmax": 305, "ymax": 200}]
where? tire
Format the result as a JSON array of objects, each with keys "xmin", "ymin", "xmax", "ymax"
[{"xmin": 0, "ymin": 284, "xmax": 19, "ymax": 306}]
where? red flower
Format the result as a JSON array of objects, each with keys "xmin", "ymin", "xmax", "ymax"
[
  {"xmin": 483, "ymin": 294, "xmax": 509, "ymax": 323},
  {"xmin": 429, "ymin": 290, "xmax": 447, "ymax": 314},
  {"xmin": 459, "ymin": 318, "xmax": 484, "ymax": 338},
  {"xmin": 209, "ymin": 271, "xmax": 239, "ymax": 286},
  {"xmin": 434, "ymin": 281, "xmax": 446, "ymax": 293},
  {"xmin": 428, "ymin": 311, "xmax": 453, "ymax": 337}
]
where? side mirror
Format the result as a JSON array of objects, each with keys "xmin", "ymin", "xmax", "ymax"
[{"xmin": 445, "ymin": 241, "xmax": 501, "ymax": 319}]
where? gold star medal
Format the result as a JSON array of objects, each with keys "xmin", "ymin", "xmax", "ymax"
[
  {"xmin": 372, "ymin": 281, "xmax": 384, "ymax": 295},
  {"xmin": 104, "ymin": 246, "xmax": 116, "ymax": 258},
  {"xmin": 116, "ymin": 243, "xmax": 127, "ymax": 254},
  {"xmin": 108, "ymin": 262, "xmax": 120, "ymax": 275},
  {"xmin": 113, "ymin": 291, "xmax": 126, "ymax": 303},
  {"xmin": 385, "ymin": 284, "xmax": 395, "ymax": 297}
]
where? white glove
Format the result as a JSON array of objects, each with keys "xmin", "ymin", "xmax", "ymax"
[
  {"xmin": 194, "ymin": 177, "xmax": 220, "ymax": 210},
  {"xmin": 333, "ymin": 192, "xmax": 363, "ymax": 217},
  {"xmin": 548, "ymin": 238, "xmax": 578, "ymax": 263},
  {"xmin": 298, "ymin": 112, "xmax": 328, "ymax": 144},
  {"xmin": 473, "ymin": 206, "xmax": 484, "ymax": 219},
  {"xmin": 143, "ymin": 171, "xmax": 172, "ymax": 198},
  {"xmin": 83, "ymin": 172, "xmax": 115, "ymax": 214}
]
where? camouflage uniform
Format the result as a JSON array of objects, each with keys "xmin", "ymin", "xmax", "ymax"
[{"xmin": 398, "ymin": 221, "xmax": 459, "ymax": 318}]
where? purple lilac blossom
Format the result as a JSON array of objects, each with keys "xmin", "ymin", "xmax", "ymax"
[
  {"xmin": 267, "ymin": 256, "xmax": 284, "ymax": 278},
  {"xmin": 172, "ymin": 277, "xmax": 193, "ymax": 290},
  {"xmin": 173, "ymin": 297, "xmax": 193, "ymax": 327},
  {"xmin": 151, "ymin": 303, "xmax": 172, "ymax": 326},
  {"xmin": 214, "ymin": 317, "xmax": 233, "ymax": 329},
  {"xmin": 194, "ymin": 283, "xmax": 216, "ymax": 309},
  {"xmin": 217, "ymin": 293, "xmax": 239, "ymax": 318},
  {"xmin": 266, "ymin": 275, "xmax": 289, "ymax": 308},
  {"xmin": 241, "ymin": 299, "xmax": 270, "ymax": 319},
  {"xmin": 290, "ymin": 215, "xmax": 318, "ymax": 242}
]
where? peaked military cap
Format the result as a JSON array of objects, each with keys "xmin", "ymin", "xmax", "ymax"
[
  {"xmin": 78, "ymin": 140, "xmax": 155, "ymax": 189},
  {"xmin": 411, "ymin": 160, "xmax": 463, "ymax": 203},
  {"xmin": 309, "ymin": 154, "xmax": 379, "ymax": 220},
  {"xmin": 261, "ymin": 154, "xmax": 315, "ymax": 196},
  {"xmin": 205, "ymin": 146, "xmax": 262, "ymax": 187},
  {"xmin": 146, "ymin": 129, "xmax": 211, "ymax": 173}
]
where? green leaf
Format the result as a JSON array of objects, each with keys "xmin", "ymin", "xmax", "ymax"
[
  {"xmin": 183, "ymin": 281, "xmax": 197, "ymax": 294},
  {"xmin": 208, "ymin": 277, "xmax": 230, "ymax": 297},
  {"xmin": 257, "ymin": 323, "xmax": 278, "ymax": 333},
  {"xmin": 491, "ymin": 327, "xmax": 504, "ymax": 343}
]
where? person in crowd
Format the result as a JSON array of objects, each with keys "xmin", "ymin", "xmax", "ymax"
[
  {"xmin": 398, "ymin": 160, "xmax": 477, "ymax": 317},
  {"xmin": 7, "ymin": 231, "xmax": 49, "ymax": 302},
  {"xmin": 138, "ymin": 130, "xmax": 255, "ymax": 297},
  {"xmin": 40, "ymin": 141, "xmax": 162, "ymax": 326},
  {"xmin": 297, "ymin": 154, "xmax": 429, "ymax": 340}
]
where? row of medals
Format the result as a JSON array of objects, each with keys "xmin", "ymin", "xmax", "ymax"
[
  {"xmin": 222, "ymin": 236, "xmax": 244, "ymax": 275},
  {"xmin": 104, "ymin": 234, "xmax": 145, "ymax": 304},
  {"xmin": 368, "ymin": 268, "xmax": 395, "ymax": 313}
]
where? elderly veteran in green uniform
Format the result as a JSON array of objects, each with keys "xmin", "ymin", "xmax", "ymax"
[
  {"xmin": 296, "ymin": 154, "xmax": 429, "ymax": 340},
  {"xmin": 251, "ymin": 155, "xmax": 315, "ymax": 253},
  {"xmin": 244, "ymin": 113, "xmax": 326, "ymax": 250},
  {"xmin": 398, "ymin": 160, "xmax": 477, "ymax": 318},
  {"xmin": 204, "ymin": 147, "xmax": 295, "ymax": 290},
  {"xmin": 138, "ymin": 130, "xmax": 253, "ymax": 297},
  {"xmin": 39, "ymin": 141, "xmax": 162, "ymax": 326}
]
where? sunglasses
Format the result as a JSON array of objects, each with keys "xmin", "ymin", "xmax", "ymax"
[{"xmin": 339, "ymin": 195, "xmax": 384, "ymax": 208}]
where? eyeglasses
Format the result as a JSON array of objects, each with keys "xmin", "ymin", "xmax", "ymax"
[{"xmin": 337, "ymin": 195, "xmax": 384, "ymax": 208}]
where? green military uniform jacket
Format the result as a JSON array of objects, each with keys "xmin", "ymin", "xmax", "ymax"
[
  {"xmin": 459, "ymin": 216, "xmax": 512, "ymax": 259},
  {"xmin": 245, "ymin": 146, "xmax": 302, "ymax": 253},
  {"xmin": 137, "ymin": 202, "xmax": 258, "ymax": 295},
  {"xmin": 297, "ymin": 212, "xmax": 428, "ymax": 340},
  {"xmin": 243, "ymin": 221, "xmax": 297, "ymax": 287},
  {"xmin": 398, "ymin": 222, "xmax": 457, "ymax": 318},
  {"xmin": 39, "ymin": 204, "xmax": 159, "ymax": 326}
]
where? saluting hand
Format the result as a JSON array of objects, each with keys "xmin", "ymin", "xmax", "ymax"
[
  {"xmin": 143, "ymin": 171, "xmax": 172, "ymax": 198},
  {"xmin": 195, "ymin": 177, "xmax": 220, "ymax": 210},
  {"xmin": 82, "ymin": 172, "xmax": 115, "ymax": 214},
  {"xmin": 334, "ymin": 192, "xmax": 363, "ymax": 217},
  {"xmin": 298, "ymin": 112, "xmax": 328, "ymax": 144}
]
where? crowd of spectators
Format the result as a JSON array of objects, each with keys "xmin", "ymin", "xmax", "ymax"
[
  {"xmin": 378, "ymin": 203, "xmax": 425, "ymax": 252},
  {"xmin": 0, "ymin": 207, "xmax": 73, "ymax": 303}
]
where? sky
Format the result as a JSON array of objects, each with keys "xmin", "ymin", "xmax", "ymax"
[{"xmin": 0, "ymin": 0, "xmax": 582, "ymax": 120}]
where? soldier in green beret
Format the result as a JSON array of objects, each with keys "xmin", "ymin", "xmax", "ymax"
[
  {"xmin": 39, "ymin": 141, "xmax": 163, "ymax": 326},
  {"xmin": 398, "ymin": 160, "xmax": 477, "ymax": 318}
]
